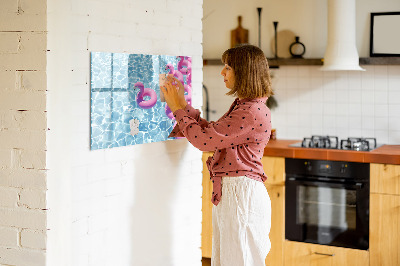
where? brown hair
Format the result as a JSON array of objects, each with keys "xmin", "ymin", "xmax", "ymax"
[{"xmin": 221, "ymin": 44, "xmax": 273, "ymax": 99}]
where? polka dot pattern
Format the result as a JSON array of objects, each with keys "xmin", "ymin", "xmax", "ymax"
[{"xmin": 169, "ymin": 97, "xmax": 272, "ymax": 206}]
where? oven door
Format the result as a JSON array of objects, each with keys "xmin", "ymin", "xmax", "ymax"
[{"xmin": 285, "ymin": 177, "xmax": 369, "ymax": 250}]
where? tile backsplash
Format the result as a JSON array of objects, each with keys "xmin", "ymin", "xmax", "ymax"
[{"xmin": 203, "ymin": 65, "xmax": 400, "ymax": 144}]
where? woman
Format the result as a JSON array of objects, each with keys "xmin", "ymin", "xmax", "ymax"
[{"xmin": 161, "ymin": 44, "xmax": 273, "ymax": 266}]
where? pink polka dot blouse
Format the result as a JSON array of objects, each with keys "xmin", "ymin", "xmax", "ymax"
[{"xmin": 169, "ymin": 97, "xmax": 271, "ymax": 206}]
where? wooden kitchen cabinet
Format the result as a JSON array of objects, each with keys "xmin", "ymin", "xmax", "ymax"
[
  {"xmin": 370, "ymin": 193, "xmax": 400, "ymax": 266},
  {"xmin": 370, "ymin": 163, "xmax": 400, "ymax": 195},
  {"xmin": 370, "ymin": 163, "xmax": 400, "ymax": 266},
  {"xmin": 202, "ymin": 152, "xmax": 213, "ymax": 258},
  {"xmin": 262, "ymin": 156, "xmax": 285, "ymax": 266},
  {"xmin": 284, "ymin": 241, "xmax": 369, "ymax": 266},
  {"xmin": 261, "ymin": 156, "xmax": 285, "ymax": 186},
  {"xmin": 264, "ymin": 184, "xmax": 285, "ymax": 266}
]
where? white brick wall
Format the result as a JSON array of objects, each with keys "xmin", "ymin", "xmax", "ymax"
[
  {"xmin": 0, "ymin": 247, "xmax": 46, "ymax": 266},
  {"xmin": 21, "ymin": 229, "xmax": 47, "ymax": 250},
  {"xmin": 0, "ymin": 187, "xmax": 19, "ymax": 208},
  {"xmin": 47, "ymin": 1, "xmax": 203, "ymax": 266},
  {"xmin": 0, "ymin": 227, "xmax": 19, "ymax": 247},
  {"xmin": 2, "ymin": 0, "xmax": 203, "ymax": 264},
  {"xmin": 0, "ymin": 0, "xmax": 48, "ymax": 265}
]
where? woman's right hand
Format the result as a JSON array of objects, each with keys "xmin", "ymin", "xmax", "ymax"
[{"xmin": 167, "ymin": 75, "xmax": 187, "ymax": 108}]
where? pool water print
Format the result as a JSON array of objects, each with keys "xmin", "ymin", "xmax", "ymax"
[{"xmin": 90, "ymin": 52, "xmax": 192, "ymax": 150}]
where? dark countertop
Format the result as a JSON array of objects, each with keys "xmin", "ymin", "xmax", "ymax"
[{"xmin": 263, "ymin": 139, "xmax": 400, "ymax": 165}]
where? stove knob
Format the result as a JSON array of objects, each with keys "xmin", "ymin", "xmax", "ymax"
[
  {"xmin": 340, "ymin": 164, "xmax": 347, "ymax": 174},
  {"xmin": 305, "ymin": 162, "xmax": 312, "ymax": 171}
]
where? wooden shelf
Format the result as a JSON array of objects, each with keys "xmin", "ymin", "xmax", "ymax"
[
  {"xmin": 203, "ymin": 58, "xmax": 323, "ymax": 67},
  {"xmin": 268, "ymin": 58, "xmax": 322, "ymax": 67},
  {"xmin": 203, "ymin": 57, "xmax": 400, "ymax": 67},
  {"xmin": 202, "ymin": 59, "xmax": 223, "ymax": 66},
  {"xmin": 359, "ymin": 57, "xmax": 400, "ymax": 65}
]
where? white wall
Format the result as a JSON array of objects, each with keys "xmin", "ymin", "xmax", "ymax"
[
  {"xmin": 204, "ymin": 65, "xmax": 400, "ymax": 144},
  {"xmin": 203, "ymin": 0, "xmax": 400, "ymax": 58},
  {"xmin": 0, "ymin": 0, "xmax": 48, "ymax": 265},
  {"xmin": 204, "ymin": 0, "xmax": 326, "ymax": 59},
  {"xmin": 271, "ymin": 65, "xmax": 400, "ymax": 144},
  {"xmin": 47, "ymin": 1, "xmax": 203, "ymax": 266},
  {"xmin": 203, "ymin": 0, "xmax": 400, "ymax": 145}
]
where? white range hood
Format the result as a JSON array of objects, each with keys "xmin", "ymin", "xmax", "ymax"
[{"xmin": 320, "ymin": 0, "xmax": 365, "ymax": 71}]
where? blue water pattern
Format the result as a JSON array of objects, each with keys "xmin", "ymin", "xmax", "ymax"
[{"xmin": 90, "ymin": 52, "xmax": 191, "ymax": 150}]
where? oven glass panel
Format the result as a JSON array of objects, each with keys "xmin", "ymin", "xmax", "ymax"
[{"xmin": 297, "ymin": 186, "xmax": 357, "ymax": 230}]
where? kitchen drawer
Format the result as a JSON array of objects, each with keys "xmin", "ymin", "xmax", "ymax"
[{"xmin": 284, "ymin": 241, "xmax": 369, "ymax": 266}]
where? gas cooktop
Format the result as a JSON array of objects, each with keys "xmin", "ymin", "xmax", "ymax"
[{"xmin": 289, "ymin": 135, "xmax": 382, "ymax": 151}]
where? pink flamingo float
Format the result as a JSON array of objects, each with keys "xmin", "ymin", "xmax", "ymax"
[
  {"xmin": 165, "ymin": 105, "xmax": 174, "ymax": 120},
  {"xmin": 166, "ymin": 59, "xmax": 192, "ymax": 103},
  {"xmin": 165, "ymin": 63, "xmax": 184, "ymax": 84},
  {"xmin": 134, "ymin": 82, "xmax": 157, "ymax": 109},
  {"xmin": 178, "ymin": 56, "xmax": 191, "ymax": 75},
  {"xmin": 178, "ymin": 56, "xmax": 192, "ymax": 105}
]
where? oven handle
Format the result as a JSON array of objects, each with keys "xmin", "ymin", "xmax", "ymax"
[{"xmin": 286, "ymin": 177, "xmax": 364, "ymax": 189}]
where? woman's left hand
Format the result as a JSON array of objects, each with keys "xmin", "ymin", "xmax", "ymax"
[{"xmin": 161, "ymin": 76, "xmax": 186, "ymax": 113}]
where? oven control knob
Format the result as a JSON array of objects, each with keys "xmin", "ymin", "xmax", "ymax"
[
  {"xmin": 340, "ymin": 164, "xmax": 347, "ymax": 174},
  {"xmin": 304, "ymin": 162, "xmax": 312, "ymax": 171}
]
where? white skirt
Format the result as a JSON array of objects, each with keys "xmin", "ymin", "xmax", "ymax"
[{"xmin": 212, "ymin": 176, "xmax": 271, "ymax": 266}]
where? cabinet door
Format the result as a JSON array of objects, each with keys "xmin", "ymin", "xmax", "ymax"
[
  {"xmin": 261, "ymin": 156, "xmax": 285, "ymax": 185},
  {"xmin": 370, "ymin": 193, "xmax": 400, "ymax": 266},
  {"xmin": 284, "ymin": 241, "xmax": 369, "ymax": 266},
  {"xmin": 370, "ymin": 163, "xmax": 400, "ymax": 195},
  {"xmin": 264, "ymin": 184, "xmax": 284, "ymax": 266},
  {"xmin": 201, "ymin": 152, "xmax": 213, "ymax": 258}
]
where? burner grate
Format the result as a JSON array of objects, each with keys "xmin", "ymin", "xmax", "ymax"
[
  {"xmin": 301, "ymin": 135, "xmax": 339, "ymax": 149},
  {"xmin": 340, "ymin": 137, "xmax": 377, "ymax": 151},
  {"xmin": 296, "ymin": 136, "xmax": 378, "ymax": 151}
]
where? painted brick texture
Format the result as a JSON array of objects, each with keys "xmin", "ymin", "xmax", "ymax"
[
  {"xmin": 21, "ymin": 229, "xmax": 47, "ymax": 250},
  {"xmin": 2, "ymin": 0, "xmax": 203, "ymax": 265},
  {"xmin": 46, "ymin": 0, "xmax": 203, "ymax": 266},
  {"xmin": 0, "ymin": 0, "xmax": 48, "ymax": 265},
  {"xmin": 0, "ymin": 227, "xmax": 19, "ymax": 247}
]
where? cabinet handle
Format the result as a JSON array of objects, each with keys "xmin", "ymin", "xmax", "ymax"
[{"xmin": 314, "ymin": 252, "xmax": 335, "ymax": 257}]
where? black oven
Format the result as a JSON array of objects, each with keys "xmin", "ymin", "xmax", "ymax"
[{"xmin": 285, "ymin": 158, "xmax": 369, "ymax": 250}]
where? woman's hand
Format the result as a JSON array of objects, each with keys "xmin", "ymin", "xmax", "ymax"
[{"xmin": 161, "ymin": 76, "xmax": 187, "ymax": 113}]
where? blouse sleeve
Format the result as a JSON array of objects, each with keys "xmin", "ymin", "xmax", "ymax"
[
  {"xmin": 172, "ymin": 106, "xmax": 257, "ymax": 152},
  {"xmin": 168, "ymin": 105, "xmax": 211, "ymax": 138}
]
